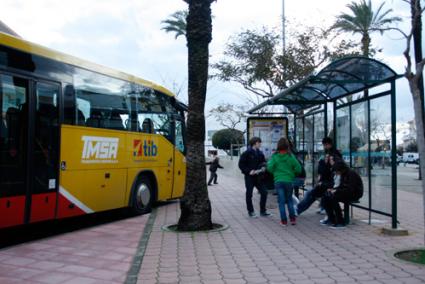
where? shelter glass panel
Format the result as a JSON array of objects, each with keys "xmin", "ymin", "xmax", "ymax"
[
  {"xmin": 351, "ymin": 101, "xmax": 370, "ymax": 207},
  {"xmin": 313, "ymin": 112, "xmax": 325, "ymax": 185},
  {"xmin": 304, "ymin": 116, "xmax": 314, "ymax": 187},
  {"xmin": 327, "ymin": 103, "xmax": 334, "ymax": 137},
  {"xmin": 336, "ymin": 106, "xmax": 350, "ymax": 162},
  {"xmin": 295, "ymin": 118, "xmax": 304, "ymax": 154},
  {"xmin": 370, "ymin": 96, "xmax": 392, "ymax": 215}
]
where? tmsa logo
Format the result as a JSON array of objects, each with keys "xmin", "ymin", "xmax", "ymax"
[
  {"xmin": 81, "ymin": 136, "xmax": 119, "ymax": 163},
  {"xmin": 134, "ymin": 139, "xmax": 158, "ymax": 157}
]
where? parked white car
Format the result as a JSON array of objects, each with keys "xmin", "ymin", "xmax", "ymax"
[{"xmin": 402, "ymin": 152, "xmax": 419, "ymax": 164}]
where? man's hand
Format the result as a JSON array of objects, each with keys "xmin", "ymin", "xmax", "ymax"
[{"xmin": 249, "ymin": 170, "xmax": 256, "ymax": 175}]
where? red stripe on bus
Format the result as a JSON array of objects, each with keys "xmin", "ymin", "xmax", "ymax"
[
  {"xmin": 0, "ymin": 196, "xmax": 25, "ymax": 229},
  {"xmin": 29, "ymin": 193, "xmax": 57, "ymax": 223},
  {"xmin": 56, "ymin": 193, "xmax": 86, "ymax": 219}
]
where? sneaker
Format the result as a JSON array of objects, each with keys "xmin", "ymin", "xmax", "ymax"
[
  {"xmin": 320, "ymin": 218, "xmax": 331, "ymax": 225},
  {"xmin": 280, "ymin": 220, "xmax": 288, "ymax": 226},
  {"xmin": 316, "ymin": 208, "xmax": 326, "ymax": 215},
  {"xmin": 214, "ymin": 182, "xmax": 218, "ymax": 184},
  {"xmin": 330, "ymin": 223, "xmax": 346, "ymax": 229},
  {"xmin": 248, "ymin": 212, "xmax": 258, "ymax": 218},
  {"xmin": 260, "ymin": 211, "xmax": 273, "ymax": 217},
  {"xmin": 207, "ymin": 183, "xmax": 212, "ymax": 186},
  {"xmin": 290, "ymin": 217, "xmax": 296, "ymax": 225}
]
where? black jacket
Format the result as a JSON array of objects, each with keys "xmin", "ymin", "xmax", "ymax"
[
  {"xmin": 326, "ymin": 147, "xmax": 342, "ymax": 159},
  {"xmin": 238, "ymin": 147, "xmax": 266, "ymax": 176},
  {"xmin": 335, "ymin": 169, "xmax": 364, "ymax": 201},
  {"xmin": 206, "ymin": 157, "xmax": 223, "ymax": 172}
]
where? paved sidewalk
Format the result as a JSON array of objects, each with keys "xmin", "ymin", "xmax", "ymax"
[
  {"xmin": 138, "ymin": 169, "xmax": 425, "ymax": 284},
  {"xmin": 0, "ymin": 166, "xmax": 424, "ymax": 283},
  {"xmin": 0, "ymin": 215, "xmax": 149, "ymax": 284}
]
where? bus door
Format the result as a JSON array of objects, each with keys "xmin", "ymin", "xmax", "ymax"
[
  {"xmin": 29, "ymin": 81, "xmax": 60, "ymax": 223},
  {"xmin": 172, "ymin": 118, "xmax": 186, "ymax": 198},
  {"xmin": 0, "ymin": 74, "xmax": 29, "ymax": 228}
]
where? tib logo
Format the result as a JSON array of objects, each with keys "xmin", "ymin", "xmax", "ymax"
[
  {"xmin": 81, "ymin": 136, "xmax": 119, "ymax": 163},
  {"xmin": 133, "ymin": 139, "xmax": 158, "ymax": 157}
]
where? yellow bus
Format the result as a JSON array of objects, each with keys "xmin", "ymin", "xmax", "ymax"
[{"xmin": 0, "ymin": 32, "xmax": 186, "ymax": 229}]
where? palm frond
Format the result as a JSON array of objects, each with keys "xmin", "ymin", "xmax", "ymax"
[{"xmin": 160, "ymin": 10, "xmax": 188, "ymax": 39}]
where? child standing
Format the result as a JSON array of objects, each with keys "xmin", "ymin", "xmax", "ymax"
[
  {"xmin": 267, "ymin": 138, "xmax": 302, "ymax": 226},
  {"xmin": 206, "ymin": 153, "xmax": 223, "ymax": 185}
]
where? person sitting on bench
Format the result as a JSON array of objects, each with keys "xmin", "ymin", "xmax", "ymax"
[
  {"xmin": 321, "ymin": 160, "xmax": 364, "ymax": 228},
  {"xmin": 296, "ymin": 154, "xmax": 338, "ymax": 215}
]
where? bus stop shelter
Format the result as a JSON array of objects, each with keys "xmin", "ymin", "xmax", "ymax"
[{"xmin": 248, "ymin": 56, "xmax": 403, "ymax": 229}]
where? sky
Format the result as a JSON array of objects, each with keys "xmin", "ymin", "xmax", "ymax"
[{"xmin": 0, "ymin": 0, "xmax": 420, "ymax": 130}]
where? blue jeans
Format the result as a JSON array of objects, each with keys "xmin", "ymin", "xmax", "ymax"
[
  {"xmin": 296, "ymin": 189, "xmax": 315, "ymax": 215},
  {"xmin": 275, "ymin": 181, "xmax": 295, "ymax": 221},
  {"xmin": 297, "ymin": 182, "xmax": 330, "ymax": 215}
]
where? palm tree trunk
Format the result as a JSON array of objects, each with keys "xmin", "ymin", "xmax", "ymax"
[
  {"xmin": 361, "ymin": 33, "xmax": 371, "ymax": 57},
  {"xmin": 177, "ymin": 0, "xmax": 213, "ymax": 231}
]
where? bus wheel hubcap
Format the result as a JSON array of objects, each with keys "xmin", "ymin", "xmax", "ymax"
[{"xmin": 136, "ymin": 183, "xmax": 150, "ymax": 208}]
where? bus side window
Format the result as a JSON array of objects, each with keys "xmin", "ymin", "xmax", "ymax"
[
  {"xmin": 76, "ymin": 110, "xmax": 85, "ymax": 126},
  {"xmin": 141, "ymin": 118, "xmax": 153, "ymax": 133},
  {"xmin": 108, "ymin": 109, "xmax": 125, "ymax": 130},
  {"xmin": 86, "ymin": 109, "xmax": 103, "ymax": 128},
  {"xmin": 63, "ymin": 85, "xmax": 76, "ymax": 125}
]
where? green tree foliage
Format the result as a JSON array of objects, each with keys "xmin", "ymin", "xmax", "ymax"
[
  {"xmin": 212, "ymin": 25, "xmax": 359, "ymax": 99},
  {"xmin": 406, "ymin": 140, "xmax": 418, "ymax": 152},
  {"xmin": 331, "ymin": 0, "xmax": 401, "ymax": 56},
  {"xmin": 212, "ymin": 129, "xmax": 244, "ymax": 152},
  {"xmin": 161, "ymin": 10, "xmax": 188, "ymax": 39}
]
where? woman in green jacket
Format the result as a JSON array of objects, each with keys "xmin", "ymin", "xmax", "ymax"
[{"xmin": 267, "ymin": 138, "xmax": 302, "ymax": 226}]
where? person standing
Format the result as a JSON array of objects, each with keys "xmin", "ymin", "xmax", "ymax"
[
  {"xmin": 206, "ymin": 153, "xmax": 223, "ymax": 185},
  {"xmin": 238, "ymin": 137, "xmax": 271, "ymax": 218},
  {"xmin": 267, "ymin": 138, "xmax": 302, "ymax": 226}
]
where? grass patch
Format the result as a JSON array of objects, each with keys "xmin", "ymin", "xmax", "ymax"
[{"xmin": 395, "ymin": 249, "xmax": 425, "ymax": 265}]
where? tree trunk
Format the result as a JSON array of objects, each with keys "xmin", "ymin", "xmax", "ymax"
[
  {"xmin": 177, "ymin": 0, "xmax": 213, "ymax": 231},
  {"xmin": 412, "ymin": 0, "xmax": 424, "ymax": 180},
  {"xmin": 408, "ymin": 78, "xmax": 425, "ymax": 244},
  {"xmin": 361, "ymin": 33, "xmax": 371, "ymax": 57}
]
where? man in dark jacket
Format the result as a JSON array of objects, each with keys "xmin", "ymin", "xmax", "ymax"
[
  {"xmin": 322, "ymin": 160, "xmax": 364, "ymax": 228},
  {"xmin": 322, "ymin": 137, "xmax": 342, "ymax": 158},
  {"xmin": 206, "ymin": 153, "xmax": 223, "ymax": 185},
  {"xmin": 238, "ymin": 137, "xmax": 271, "ymax": 218}
]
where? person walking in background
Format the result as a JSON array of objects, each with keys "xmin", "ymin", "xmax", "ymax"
[
  {"xmin": 267, "ymin": 137, "xmax": 302, "ymax": 226},
  {"xmin": 238, "ymin": 137, "xmax": 272, "ymax": 218},
  {"xmin": 206, "ymin": 152, "xmax": 223, "ymax": 185}
]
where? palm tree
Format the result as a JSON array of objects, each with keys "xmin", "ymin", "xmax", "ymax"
[
  {"xmin": 332, "ymin": 0, "xmax": 401, "ymax": 56},
  {"xmin": 177, "ymin": 0, "xmax": 214, "ymax": 231},
  {"xmin": 161, "ymin": 10, "xmax": 188, "ymax": 39}
]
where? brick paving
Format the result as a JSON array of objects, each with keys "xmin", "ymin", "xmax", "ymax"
[
  {"xmin": 0, "ymin": 215, "xmax": 149, "ymax": 284},
  {"xmin": 138, "ymin": 167, "xmax": 425, "ymax": 284},
  {"xmin": 0, "ymin": 163, "xmax": 424, "ymax": 283}
]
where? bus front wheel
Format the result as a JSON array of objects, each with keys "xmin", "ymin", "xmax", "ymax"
[{"xmin": 131, "ymin": 176, "xmax": 153, "ymax": 214}]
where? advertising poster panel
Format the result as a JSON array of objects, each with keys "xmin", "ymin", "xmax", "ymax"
[{"xmin": 247, "ymin": 117, "xmax": 288, "ymax": 159}]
